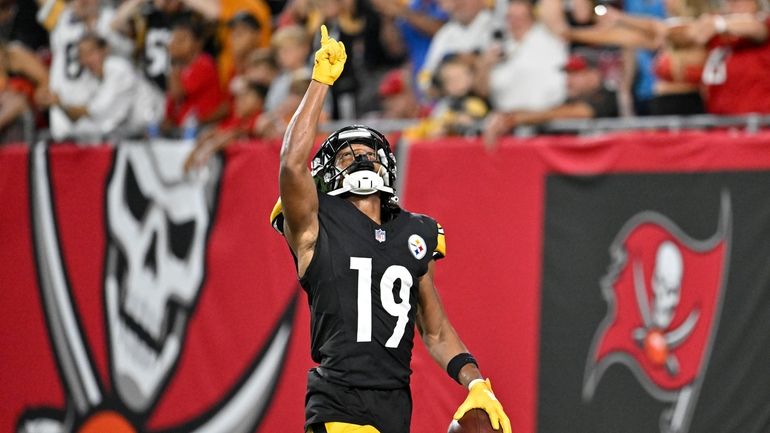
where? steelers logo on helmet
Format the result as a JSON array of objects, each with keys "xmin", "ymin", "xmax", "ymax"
[{"xmin": 311, "ymin": 125, "xmax": 398, "ymax": 204}]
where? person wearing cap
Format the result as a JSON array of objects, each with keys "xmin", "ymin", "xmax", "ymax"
[
  {"xmin": 369, "ymin": 68, "xmax": 429, "ymax": 120},
  {"xmin": 483, "ymin": 52, "xmax": 618, "ymax": 146}
]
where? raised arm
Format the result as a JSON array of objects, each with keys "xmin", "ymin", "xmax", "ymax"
[
  {"xmin": 567, "ymin": 24, "xmax": 661, "ymax": 49},
  {"xmin": 110, "ymin": 0, "xmax": 144, "ymax": 35},
  {"xmin": 416, "ymin": 261, "xmax": 512, "ymax": 433},
  {"xmin": 279, "ymin": 25, "xmax": 346, "ymax": 275},
  {"xmin": 688, "ymin": 13, "xmax": 769, "ymax": 45},
  {"xmin": 7, "ymin": 42, "xmax": 49, "ymax": 89}
]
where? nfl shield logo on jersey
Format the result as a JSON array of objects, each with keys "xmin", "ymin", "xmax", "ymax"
[{"xmin": 375, "ymin": 228, "xmax": 387, "ymax": 243}]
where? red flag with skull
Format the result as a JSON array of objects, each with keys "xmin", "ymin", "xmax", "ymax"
[{"xmin": 584, "ymin": 195, "xmax": 730, "ymax": 433}]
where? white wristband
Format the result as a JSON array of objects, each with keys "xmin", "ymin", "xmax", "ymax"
[
  {"xmin": 468, "ymin": 378, "xmax": 486, "ymax": 391},
  {"xmin": 714, "ymin": 15, "xmax": 728, "ymax": 34}
]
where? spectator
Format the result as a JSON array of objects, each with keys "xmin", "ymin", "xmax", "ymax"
[
  {"xmin": 622, "ymin": 0, "xmax": 667, "ymax": 115},
  {"xmin": 264, "ymin": 25, "xmax": 311, "ymax": 113},
  {"xmin": 303, "ymin": 0, "xmax": 367, "ymax": 119},
  {"xmin": 689, "ymin": 0, "xmax": 770, "ymax": 114},
  {"xmin": 0, "ymin": 0, "xmax": 48, "ymax": 51},
  {"xmin": 225, "ymin": 11, "xmax": 263, "ymax": 87},
  {"xmin": 281, "ymin": 0, "xmax": 403, "ymax": 117},
  {"xmin": 37, "ymin": 0, "xmax": 134, "ymax": 140},
  {"xmin": 256, "ymin": 70, "xmax": 315, "ymax": 139},
  {"xmin": 110, "ymin": 0, "xmax": 188, "ymax": 92},
  {"xmin": 420, "ymin": 0, "xmax": 495, "ymax": 86},
  {"xmin": 0, "ymin": 41, "xmax": 50, "ymax": 110},
  {"xmin": 0, "ymin": 41, "xmax": 48, "ymax": 142},
  {"xmin": 345, "ymin": 0, "xmax": 408, "ymax": 115},
  {"xmin": 37, "ymin": 33, "xmax": 163, "ymax": 141},
  {"xmin": 239, "ymin": 47, "xmax": 279, "ymax": 87},
  {"xmin": 182, "ymin": 0, "xmax": 272, "ymax": 86},
  {"xmin": 163, "ymin": 16, "xmax": 228, "ymax": 132},
  {"xmin": 373, "ymin": 68, "xmax": 429, "ymax": 119},
  {"xmin": 184, "ymin": 79, "xmax": 267, "ymax": 172},
  {"xmin": 424, "ymin": 55, "xmax": 488, "ymax": 137},
  {"xmin": 474, "ymin": 0, "xmax": 568, "ymax": 113},
  {"xmin": 0, "ymin": 69, "xmax": 29, "ymax": 144},
  {"xmin": 369, "ymin": 0, "xmax": 449, "ymax": 98},
  {"xmin": 483, "ymin": 53, "xmax": 618, "ymax": 145},
  {"xmin": 565, "ymin": 1, "xmax": 709, "ymax": 115}
]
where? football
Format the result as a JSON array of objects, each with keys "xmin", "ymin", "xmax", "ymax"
[{"xmin": 447, "ymin": 409, "xmax": 498, "ymax": 433}]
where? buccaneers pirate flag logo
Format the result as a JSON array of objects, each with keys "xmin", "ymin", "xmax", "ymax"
[{"xmin": 583, "ymin": 193, "xmax": 731, "ymax": 433}]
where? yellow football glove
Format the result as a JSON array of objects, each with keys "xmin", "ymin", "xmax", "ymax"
[
  {"xmin": 453, "ymin": 379, "xmax": 512, "ymax": 433},
  {"xmin": 312, "ymin": 25, "xmax": 347, "ymax": 86}
]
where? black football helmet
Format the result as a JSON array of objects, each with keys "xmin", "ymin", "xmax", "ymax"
[{"xmin": 311, "ymin": 125, "xmax": 398, "ymax": 203}]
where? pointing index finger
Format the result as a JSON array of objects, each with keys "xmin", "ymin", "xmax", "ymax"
[{"xmin": 320, "ymin": 25, "xmax": 329, "ymax": 43}]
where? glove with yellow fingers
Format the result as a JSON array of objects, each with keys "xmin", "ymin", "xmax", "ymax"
[
  {"xmin": 453, "ymin": 379, "xmax": 512, "ymax": 433},
  {"xmin": 312, "ymin": 25, "xmax": 347, "ymax": 86}
]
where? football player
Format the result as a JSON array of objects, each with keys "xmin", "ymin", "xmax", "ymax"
[{"xmin": 270, "ymin": 25, "xmax": 512, "ymax": 433}]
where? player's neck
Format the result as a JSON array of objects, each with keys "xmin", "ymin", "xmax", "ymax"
[{"xmin": 346, "ymin": 194, "xmax": 382, "ymax": 225}]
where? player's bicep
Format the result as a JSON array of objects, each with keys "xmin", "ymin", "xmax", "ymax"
[{"xmin": 278, "ymin": 162, "xmax": 319, "ymax": 252}]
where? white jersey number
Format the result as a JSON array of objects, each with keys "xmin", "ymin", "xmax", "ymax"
[
  {"xmin": 64, "ymin": 41, "xmax": 83, "ymax": 80},
  {"xmin": 350, "ymin": 257, "xmax": 412, "ymax": 348},
  {"xmin": 144, "ymin": 29, "xmax": 170, "ymax": 78}
]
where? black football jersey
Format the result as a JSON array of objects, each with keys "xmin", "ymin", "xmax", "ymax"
[
  {"xmin": 297, "ymin": 192, "xmax": 445, "ymax": 389},
  {"xmin": 140, "ymin": 8, "xmax": 174, "ymax": 90}
]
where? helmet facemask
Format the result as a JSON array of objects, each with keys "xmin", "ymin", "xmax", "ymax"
[{"xmin": 311, "ymin": 126, "xmax": 398, "ymax": 204}]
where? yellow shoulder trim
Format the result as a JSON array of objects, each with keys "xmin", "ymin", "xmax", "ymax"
[
  {"xmin": 434, "ymin": 222, "xmax": 446, "ymax": 259},
  {"xmin": 270, "ymin": 198, "xmax": 284, "ymax": 234},
  {"xmin": 40, "ymin": 0, "xmax": 65, "ymax": 32}
]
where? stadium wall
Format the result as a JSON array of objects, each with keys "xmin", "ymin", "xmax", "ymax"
[{"xmin": 2, "ymin": 131, "xmax": 770, "ymax": 433}]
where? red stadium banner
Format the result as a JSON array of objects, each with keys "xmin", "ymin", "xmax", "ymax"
[
  {"xmin": 2, "ymin": 131, "xmax": 770, "ymax": 433},
  {"xmin": 404, "ymin": 131, "xmax": 770, "ymax": 433}
]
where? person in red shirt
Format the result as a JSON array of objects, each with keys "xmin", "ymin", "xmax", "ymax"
[
  {"xmin": 164, "ymin": 15, "xmax": 228, "ymax": 131},
  {"xmin": 183, "ymin": 79, "xmax": 267, "ymax": 172},
  {"xmin": 688, "ymin": 0, "xmax": 770, "ymax": 114}
]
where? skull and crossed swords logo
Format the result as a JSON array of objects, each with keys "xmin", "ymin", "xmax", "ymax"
[{"xmin": 21, "ymin": 142, "xmax": 294, "ymax": 433}]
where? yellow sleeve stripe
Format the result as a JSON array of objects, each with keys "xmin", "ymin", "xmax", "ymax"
[
  {"xmin": 269, "ymin": 198, "xmax": 284, "ymax": 235},
  {"xmin": 434, "ymin": 223, "xmax": 446, "ymax": 258},
  {"xmin": 38, "ymin": 0, "xmax": 65, "ymax": 32}
]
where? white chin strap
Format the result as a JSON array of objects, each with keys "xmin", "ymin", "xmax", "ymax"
[{"xmin": 328, "ymin": 169, "xmax": 393, "ymax": 196}]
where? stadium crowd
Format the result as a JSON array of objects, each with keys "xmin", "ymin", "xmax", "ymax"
[{"xmin": 0, "ymin": 0, "xmax": 768, "ymax": 154}]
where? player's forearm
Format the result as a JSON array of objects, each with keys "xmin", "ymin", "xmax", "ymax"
[
  {"xmin": 421, "ymin": 319, "xmax": 471, "ymax": 371},
  {"xmin": 280, "ymin": 80, "xmax": 328, "ymax": 170}
]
